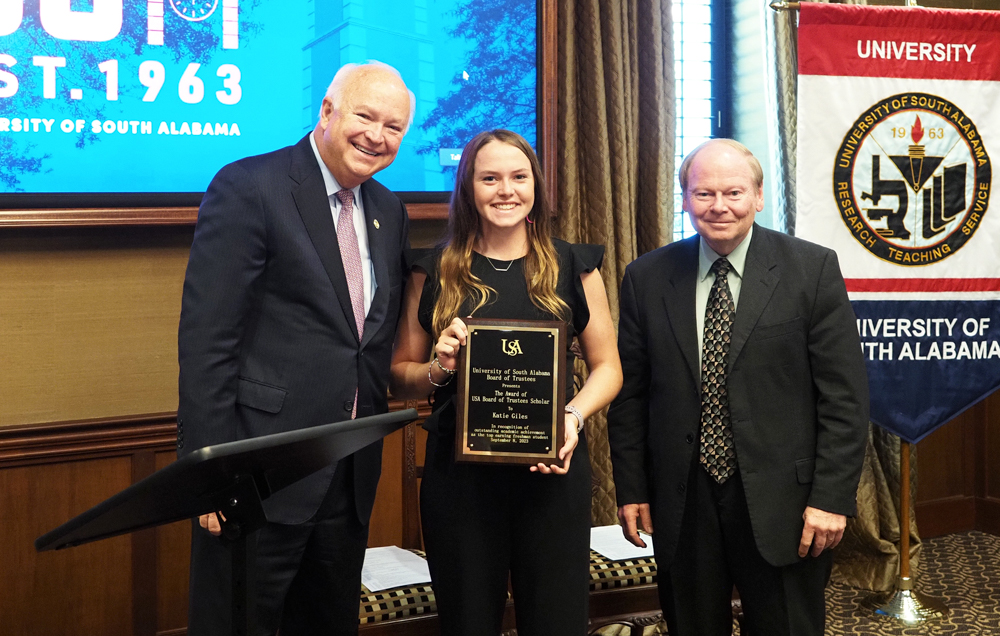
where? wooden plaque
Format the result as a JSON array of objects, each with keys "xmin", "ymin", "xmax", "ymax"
[{"xmin": 454, "ymin": 318, "xmax": 567, "ymax": 466}]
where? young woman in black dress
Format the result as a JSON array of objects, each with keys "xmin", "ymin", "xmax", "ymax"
[{"xmin": 390, "ymin": 129, "xmax": 622, "ymax": 636}]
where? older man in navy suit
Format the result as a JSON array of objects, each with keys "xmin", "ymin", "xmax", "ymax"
[
  {"xmin": 609, "ymin": 139, "xmax": 868, "ymax": 636},
  {"xmin": 178, "ymin": 61, "xmax": 414, "ymax": 636}
]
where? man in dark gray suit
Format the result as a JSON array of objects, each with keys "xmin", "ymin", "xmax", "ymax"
[
  {"xmin": 177, "ymin": 61, "xmax": 414, "ymax": 635},
  {"xmin": 608, "ymin": 139, "xmax": 868, "ymax": 635}
]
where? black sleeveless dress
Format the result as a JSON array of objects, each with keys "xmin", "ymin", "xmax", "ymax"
[{"xmin": 408, "ymin": 239, "xmax": 604, "ymax": 636}]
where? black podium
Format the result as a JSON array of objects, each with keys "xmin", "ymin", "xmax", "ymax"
[{"xmin": 36, "ymin": 409, "xmax": 418, "ymax": 636}]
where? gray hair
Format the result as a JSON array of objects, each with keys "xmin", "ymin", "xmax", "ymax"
[{"xmin": 321, "ymin": 61, "xmax": 417, "ymax": 133}]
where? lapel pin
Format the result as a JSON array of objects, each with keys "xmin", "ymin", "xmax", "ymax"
[{"xmin": 373, "ymin": 219, "xmax": 380, "ymax": 229}]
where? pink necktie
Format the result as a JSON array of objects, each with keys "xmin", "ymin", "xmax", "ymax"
[{"xmin": 335, "ymin": 188, "xmax": 365, "ymax": 418}]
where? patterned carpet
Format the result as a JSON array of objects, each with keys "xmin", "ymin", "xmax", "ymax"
[
  {"xmin": 598, "ymin": 531, "xmax": 1000, "ymax": 635},
  {"xmin": 825, "ymin": 531, "xmax": 1000, "ymax": 635}
]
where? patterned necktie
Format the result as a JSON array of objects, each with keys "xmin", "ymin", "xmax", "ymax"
[
  {"xmin": 335, "ymin": 188, "xmax": 365, "ymax": 418},
  {"xmin": 699, "ymin": 257, "xmax": 737, "ymax": 484}
]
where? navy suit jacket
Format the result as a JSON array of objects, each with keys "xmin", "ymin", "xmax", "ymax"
[
  {"xmin": 608, "ymin": 225, "xmax": 869, "ymax": 567},
  {"xmin": 177, "ymin": 134, "xmax": 409, "ymax": 524}
]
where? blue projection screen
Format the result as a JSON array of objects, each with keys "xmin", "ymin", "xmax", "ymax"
[{"xmin": 0, "ymin": 0, "xmax": 536, "ymax": 199}]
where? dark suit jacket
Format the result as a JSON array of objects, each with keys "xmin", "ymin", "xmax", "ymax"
[
  {"xmin": 177, "ymin": 134, "xmax": 409, "ymax": 525},
  {"xmin": 608, "ymin": 225, "xmax": 868, "ymax": 567}
]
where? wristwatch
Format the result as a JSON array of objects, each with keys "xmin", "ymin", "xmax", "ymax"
[{"xmin": 565, "ymin": 405, "xmax": 585, "ymax": 433}]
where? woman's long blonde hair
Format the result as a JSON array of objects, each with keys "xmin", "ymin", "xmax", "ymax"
[{"xmin": 431, "ymin": 130, "xmax": 569, "ymax": 337}]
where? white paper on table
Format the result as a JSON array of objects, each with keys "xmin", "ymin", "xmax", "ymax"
[
  {"xmin": 590, "ymin": 524, "xmax": 655, "ymax": 561},
  {"xmin": 361, "ymin": 546, "xmax": 432, "ymax": 592}
]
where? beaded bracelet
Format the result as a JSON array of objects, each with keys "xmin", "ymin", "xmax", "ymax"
[
  {"xmin": 433, "ymin": 354, "xmax": 457, "ymax": 375},
  {"xmin": 428, "ymin": 361, "xmax": 452, "ymax": 387}
]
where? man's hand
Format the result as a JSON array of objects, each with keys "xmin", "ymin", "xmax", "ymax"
[
  {"xmin": 199, "ymin": 512, "xmax": 226, "ymax": 537},
  {"xmin": 799, "ymin": 506, "xmax": 846, "ymax": 558},
  {"xmin": 617, "ymin": 503, "xmax": 654, "ymax": 548}
]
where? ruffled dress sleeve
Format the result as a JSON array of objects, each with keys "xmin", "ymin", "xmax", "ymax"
[{"xmin": 554, "ymin": 239, "xmax": 606, "ymax": 337}]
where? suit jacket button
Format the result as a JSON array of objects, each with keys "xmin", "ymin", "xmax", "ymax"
[
  {"xmin": 343, "ymin": 400, "xmax": 354, "ymax": 412},
  {"xmin": 685, "ymin": 434, "xmax": 694, "ymax": 444},
  {"xmin": 677, "ymin": 482, "xmax": 686, "ymax": 494}
]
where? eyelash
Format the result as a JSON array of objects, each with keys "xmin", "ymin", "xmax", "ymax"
[
  {"xmin": 482, "ymin": 175, "xmax": 529, "ymax": 181},
  {"xmin": 695, "ymin": 191, "xmax": 743, "ymax": 198}
]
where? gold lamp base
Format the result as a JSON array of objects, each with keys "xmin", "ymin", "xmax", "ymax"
[{"xmin": 863, "ymin": 577, "xmax": 950, "ymax": 625}]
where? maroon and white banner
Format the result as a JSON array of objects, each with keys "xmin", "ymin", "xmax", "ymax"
[{"xmin": 795, "ymin": 4, "xmax": 1000, "ymax": 443}]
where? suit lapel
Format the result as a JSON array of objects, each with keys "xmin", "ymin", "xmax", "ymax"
[
  {"xmin": 360, "ymin": 182, "xmax": 390, "ymax": 349},
  {"xmin": 289, "ymin": 135, "xmax": 360, "ymax": 342},
  {"xmin": 729, "ymin": 226, "xmax": 779, "ymax": 369},
  {"xmin": 661, "ymin": 238, "xmax": 701, "ymax": 387}
]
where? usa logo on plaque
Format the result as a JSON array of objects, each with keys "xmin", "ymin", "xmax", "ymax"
[{"xmin": 796, "ymin": 4, "xmax": 1000, "ymax": 443}]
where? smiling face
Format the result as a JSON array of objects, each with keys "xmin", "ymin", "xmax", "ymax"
[
  {"xmin": 472, "ymin": 140, "xmax": 535, "ymax": 233},
  {"xmin": 683, "ymin": 141, "xmax": 764, "ymax": 256},
  {"xmin": 315, "ymin": 68, "xmax": 412, "ymax": 189}
]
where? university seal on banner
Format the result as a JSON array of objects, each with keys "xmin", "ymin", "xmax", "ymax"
[{"xmin": 832, "ymin": 93, "xmax": 991, "ymax": 265}]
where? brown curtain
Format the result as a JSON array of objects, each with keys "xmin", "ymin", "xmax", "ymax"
[
  {"xmin": 765, "ymin": 0, "xmax": 919, "ymax": 590},
  {"xmin": 763, "ymin": 0, "xmax": 798, "ymax": 235},
  {"xmin": 557, "ymin": 0, "xmax": 674, "ymax": 525}
]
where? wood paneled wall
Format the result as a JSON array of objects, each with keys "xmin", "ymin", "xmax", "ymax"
[
  {"xmin": 916, "ymin": 390, "xmax": 1000, "ymax": 538},
  {"xmin": 0, "ymin": 415, "xmax": 184, "ymax": 635}
]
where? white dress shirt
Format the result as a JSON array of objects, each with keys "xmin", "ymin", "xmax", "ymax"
[
  {"xmin": 309, "ymin": 134, "xmax": 376, "ymax": 315},
  {"xmin": 695, "ymin": 226, "xmax": 754, "ymax": 373}
]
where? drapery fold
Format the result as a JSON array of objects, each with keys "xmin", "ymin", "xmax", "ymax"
[
  {"xmin": 557, "ymin": 0, "xmax": 674, "ymax": 524},
  {"xmin": 763, "ymin": 0, "xmax": 799, "ymax": 235}
]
